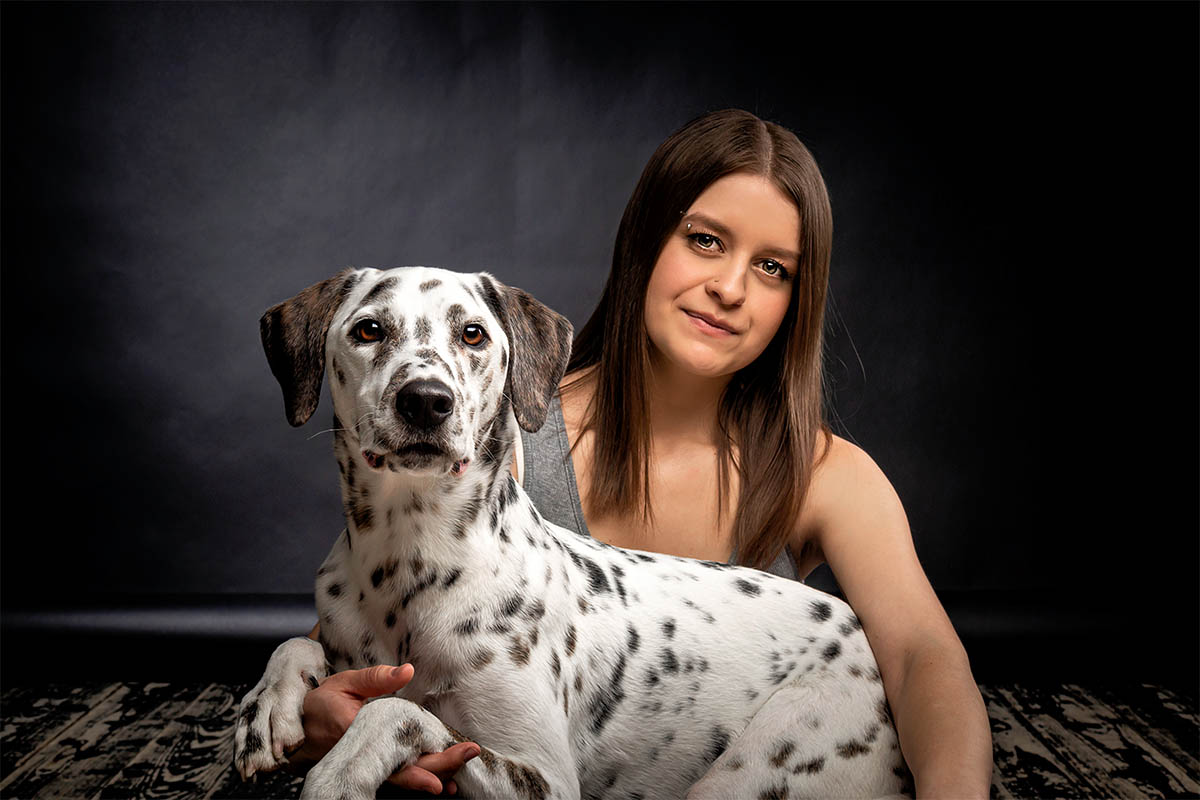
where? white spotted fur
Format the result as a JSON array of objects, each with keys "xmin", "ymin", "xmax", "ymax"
[{"xmin": 235, "ymin": 267, "xmax": 911, "ymax": 800}]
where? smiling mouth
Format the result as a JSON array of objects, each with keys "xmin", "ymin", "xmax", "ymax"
[{"xmin": 684, "ymin": 310, "xmax": 738, "ymax": 335}]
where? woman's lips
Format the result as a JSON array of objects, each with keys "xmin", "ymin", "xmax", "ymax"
[{"xmin": 684, "ymin": 309, "xmax": 738, "ymax": 336}]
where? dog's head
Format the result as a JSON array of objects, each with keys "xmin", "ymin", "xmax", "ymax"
[{"xmin": 260, "ymin": 267, "xmax": 573, "ymax": 476}]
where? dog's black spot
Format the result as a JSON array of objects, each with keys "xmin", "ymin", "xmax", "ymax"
[
  {"xmin": 401, "ymin": 570, "xmax": 439, "ymax": 609},
  {"xmin": 414, "ymin": 315, "xmax": 432, "ymax": 343},
  {"xmin": 726, "ymin": 756, "xmax": 744, "ymax": 771},
  {"xmin": 645, "ymin": 668, "xmax": 660, "ymax": 687},
  {"xmin": 327, "ymin": 582, "xmax": 342, "ymax": 598},
  {"xmin": 385, "ymin": 610, "xmax": 396, "ymax": 628},
  {"xmin": 839, "ymin": 615, "xmax": 863, "ymax": 636},
  {"xmin": 348, "ymin": 492, "xmax": 374, "ymax": 531},
  {"xmin": 612, "ymin": 566, "xmax": 627, "ymax": 605},
  {"xmin": 361, "ymin": 276, "xmax": 399, "ymax": 307},
  {"xmin": 735, "ymin": 578, "xmax": 762, "ymax": 596},
  {"xmin": 395, "ymin": 719, "xmax": 422, "ymax": 749},
  {"xmin": 682, "ymin": 598, "xmax": 716, "ymax": 624},
  {"xmin": 810, "ymin": 600, "xmax": 832, "ymax": 622},
  {"xmin": 633, "ymin": 552, "xmax": 656, "ymax": 563},
  {"xmin": 500, "ymin": 593, "xmax": 524, "ymax": 617},
  {"xmin": 240, "ymin": 699, "xmax": 259, "ymax": 724},
  {"xmin": 697, "ymin": 560, "xmax": 729, "ymax": 570},
  {"xmin": 581, "ymin": 556, "xmax": 611, "ymax": 595},
  {"xmin": 419, "ymin": 279, "xmax": 442, "ymax": 292},
  {"xmin": 565, "ymin": 623, "xmax": 577, "ymax": 656},
  {"xmin": 500, "ymin": 475, "xmax": 518, "ymax": 509},
  {"xmin": 523, "ymin": 599, "xmax": 546, "ymax": 622},
  {"xmin": 470, "ymin": 648, "xmax": 495, "ymax": 670},
  {"xmin": 503, "ymin": 758, "xmax": 549, "ymax": 800},
  {"xmin": 509, "ymin": 636, "xmax": 531, "ymax": 666},
  {"xmin": 442, "ymin": 567, "xmax": 463, "ymax": 588},
  {"xmin": 371, "ymin": 567, "xmax": 385, "ymax": 588},
  {"xmin": 660, "ymin": 648, "xmax": 679, "ymax": 674},
  {"xmin": 244, "ymin": 728, "xmax": 264, "ymax": 757},
  {"xmin": 877, "ymin": 697, "xmax": 895, "ymax": 726},
  {"xmin": 822, "ymin": 640, "xmax": 842, "ymax": 662},
  {"xmin": 758, "ymin": 785, "xmax": 789, "ymax": 800},
  {"xmin": 551, "ymin": 650, "xmax": 561, "ymax": 679},
  {"xmin": 587, "ymin": 651, "xmax": 627, "ymax": 734},
  {"xmin": 769, "ymin": 740, "xmax": 795, "ymax": 768},
  {"xmin": 836, "ymin": 739, "xmax": 872, "ymax": 759},
  {"xmin": 626, "ymin": 623, "xmax": 640, "ymax": 653},
  {"xmin": 794, "ymin": 756, "xmax": 826, "ymax": 775},
  {"xmin": 661, "ymin": 618, "xmax": 676, "ymax": 639},
  {"xmin": 706, "ymin": 726, "xmax": 730, "ymax": 764}
]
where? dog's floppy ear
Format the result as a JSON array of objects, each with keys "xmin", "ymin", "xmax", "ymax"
[
  {"xmin": 478, "ymin": 274, "xmax": 573, "ymax": 433},
  {"xmin": 260, "ymin": 268, "xmax": 358, "ymax": 427}
]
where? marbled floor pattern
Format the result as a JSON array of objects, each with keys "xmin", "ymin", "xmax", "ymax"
[{"xmin": 1, "ymin": 682, "xmax": 1196, "ymax": 799}]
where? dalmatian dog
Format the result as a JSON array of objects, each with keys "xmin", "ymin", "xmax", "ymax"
[{"xmin": 234, "ymin": 266, "xmax": 913, "ymax": 800}]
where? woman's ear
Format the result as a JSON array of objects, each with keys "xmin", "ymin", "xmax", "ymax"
[
  {"xmin": 477, "ymin": 273, "xmax": 573, "ymax": 433},
  {"xmin": 260, "ymin": 268, "xmax": 359, "ymax": 427}
]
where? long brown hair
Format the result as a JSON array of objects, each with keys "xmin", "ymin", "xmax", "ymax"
[{"xmin": 566, "ymin": 108, "xmax": 833, "ymax": 570}]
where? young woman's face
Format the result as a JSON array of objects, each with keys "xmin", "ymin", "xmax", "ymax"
[{"xmin": 644, "ymin": 172, "xmax": 800, "ymax": 380}]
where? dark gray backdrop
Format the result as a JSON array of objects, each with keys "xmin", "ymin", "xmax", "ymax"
[{"xmin": 3, "ymin": 2, "xmax": 1196, "ymax": 682}]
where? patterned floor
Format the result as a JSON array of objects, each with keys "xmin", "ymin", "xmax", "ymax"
[{"xmin": 0, "ymin": 682, "xmax": 1196, "ymax": 799}]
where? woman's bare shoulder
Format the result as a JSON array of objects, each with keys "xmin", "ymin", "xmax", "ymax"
[{"xmin": 797, "ymin": 433, "xmax": 898, "ymax": 542}]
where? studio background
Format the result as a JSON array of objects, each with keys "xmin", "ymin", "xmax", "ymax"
[{"xmin": 3, "ymin": 2, "xmax": 1195, "ymax": 686}]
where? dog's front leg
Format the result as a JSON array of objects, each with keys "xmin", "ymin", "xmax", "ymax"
[
  {"xmin": 235, "ymin": 637, "xmax": 328, "ymax": 779},
  {"xmin": 300, "ymin": 696, "xmax": 573, "ymax": 800}
]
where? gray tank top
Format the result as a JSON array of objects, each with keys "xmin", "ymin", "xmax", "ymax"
[{"xmin": 519, "ymin": 394, "xmax": 802, "ymax": 582}]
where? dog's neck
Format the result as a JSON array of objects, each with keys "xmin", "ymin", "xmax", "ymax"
[{"xmin": 331, "ymin": 409, "xmax": 522, "ymax": 587}]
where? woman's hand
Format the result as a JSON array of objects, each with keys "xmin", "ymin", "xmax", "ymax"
[{"xmin": 288, "ymin": 663, "xmax": 481, "ymax": 795}]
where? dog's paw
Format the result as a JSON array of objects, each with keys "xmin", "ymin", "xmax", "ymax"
[{"xmin": 234, "ymin": 637, "xmax": 327, "ymax": 780}]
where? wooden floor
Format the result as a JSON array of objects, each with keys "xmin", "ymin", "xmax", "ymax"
[{"xmin": 0, "ymin": 682, "xmax": 1196, "ymax": 799}]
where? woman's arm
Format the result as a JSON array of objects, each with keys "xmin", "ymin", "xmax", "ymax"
[{"xmin": 797, "ymin": 436, "xmax": 993, "ymax": 799}]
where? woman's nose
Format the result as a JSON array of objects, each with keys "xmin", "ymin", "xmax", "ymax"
[{"xmin": 705, "ymin": 261, "xmax": 747, "ymax": 307}]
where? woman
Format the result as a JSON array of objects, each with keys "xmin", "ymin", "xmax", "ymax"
[{"xmin": 293, "ymin": 109, "xmax": 993, "ymax": 798}]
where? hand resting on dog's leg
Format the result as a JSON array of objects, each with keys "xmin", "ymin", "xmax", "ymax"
[{"xmin": 292, "ymin": 639, "xmax": 481, "ymax": 796}]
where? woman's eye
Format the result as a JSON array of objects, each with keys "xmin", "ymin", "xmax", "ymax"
[
  {"xmin": 760, "ymin": 260, "xmax": 790, "ymax": 279},
  {"xmin": 351, "ymin": 319, "xmax": 383, "ymax": 343},
  {"xmin": 462, "ymin": 324, "xmax": 488, "ymax": 347},
  {"xmin": 690, "ymin": 232, "xmax": 721, "ymax": 250}
]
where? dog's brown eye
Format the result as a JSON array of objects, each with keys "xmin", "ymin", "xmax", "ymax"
[
  {"xmin": 351, "ymin": 319, "xmax": 383, "ymax": 343},
  {"xmin": 462, "ymin": 324, "xmax": 487, "ymax": 347}
]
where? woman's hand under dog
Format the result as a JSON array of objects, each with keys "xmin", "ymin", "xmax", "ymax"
[{"xmin": 289, "ymin": 663, "xmax": 480, "ymax": 795}]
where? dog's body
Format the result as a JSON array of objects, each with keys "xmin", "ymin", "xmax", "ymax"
[{"xmin": 235, "ymin": 267, "xmax": 911, "ymax": 799}]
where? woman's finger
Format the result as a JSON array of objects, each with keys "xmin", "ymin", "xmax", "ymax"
[
  {"xmin": 385, "ymin": 764, "xmax": 443, "ymax": 793},
  {"xmin": 413, "ymin": 741, "xmax": 481, "ymax": 776}
]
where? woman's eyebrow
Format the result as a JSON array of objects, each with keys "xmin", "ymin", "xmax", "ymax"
[{"xmin": 681, "ymin": 212, "xmax": 800, "ymax": 264}]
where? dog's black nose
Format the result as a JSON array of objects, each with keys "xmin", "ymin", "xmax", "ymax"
[{"xmin": 396, "ymin": 379, "xmax": 455, "ymax": 429}]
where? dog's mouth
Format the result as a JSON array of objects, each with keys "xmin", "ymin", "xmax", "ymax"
[{"xmin": 362, "ymin": 446, "xmax": 470, "ymax": 476}]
